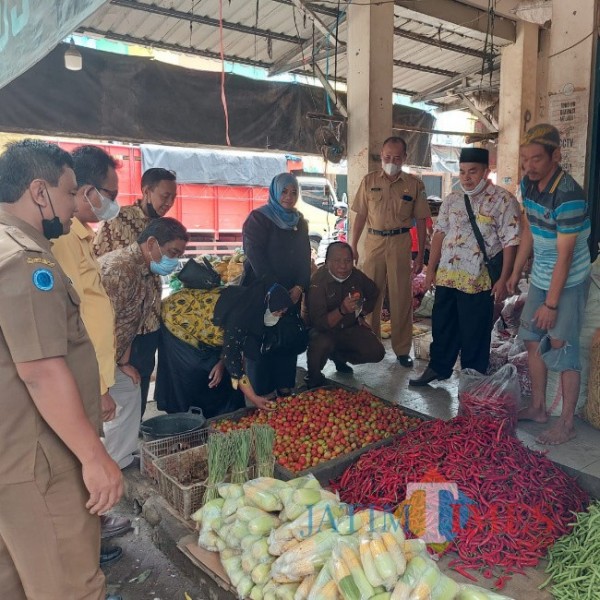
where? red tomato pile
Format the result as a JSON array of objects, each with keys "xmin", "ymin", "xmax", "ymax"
[{"xmin": 212, "ymin": 388, "xmax": 422, "ymax": 472}]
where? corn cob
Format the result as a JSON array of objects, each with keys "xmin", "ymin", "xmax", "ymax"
[
  {"xmin": 331, "ymin": 552, "xmax": 361, "ymax": 600},
  {"xmin": 390, "ymin": 580, "xmax": 412, "ymax": 600},
  {"xmin": 338, "ymin": 538, "xmax": 375, "ymax": 599},
  {"xmin": 294, "ymin": 573, "xmax": 317, "ymax": 600},
  {"xmin": 381, "ymin": 531, "xmax": 407, "ymax": 576},
  {"xmin": 370, "ymin": 532, "xmax": 397, "ymax": 585}
]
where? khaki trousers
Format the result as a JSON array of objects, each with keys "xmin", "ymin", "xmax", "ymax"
[
  {"xmin": 0, "ymin": 447, "xmax": 104, "ymax": 599},
  {"xmin": 361, "ymin": 231, "xmax": 413, "ymax": 356}
]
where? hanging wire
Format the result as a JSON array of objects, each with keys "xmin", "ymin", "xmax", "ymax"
[
  {"xmin": 333, "ymin": 0, "xmax": 341, "ymax": 106},
  {"xmin": 218, "ymin": 0, "xmax": 231, "ymax": 145},
  {"xmin": 189, "ymin": 0, "xmax": 193, "ymax": 47},
  {"xmin": 254, "ymin": 0, "xmax": 260, "ymax": 61}
]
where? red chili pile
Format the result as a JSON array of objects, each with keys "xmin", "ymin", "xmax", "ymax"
[{"xmin": 334, "ymin": 416, "xmax": 589, "ymax": 587}]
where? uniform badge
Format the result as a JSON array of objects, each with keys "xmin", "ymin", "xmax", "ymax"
[{"xmin": 32, "ymin": 268, "xmax": 54, "ymax": 291}]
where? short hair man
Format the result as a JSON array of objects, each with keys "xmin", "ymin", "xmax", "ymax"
[
  {"xmin": 0, "ymin": 139, "xmax": 122, "ymax": 598},
  {"xmin": 305, "ymin": 242, "xmax": 385, "ymax": 388},
  {"xmin": 51, "ymin": 145, "xmax": 131, "ymax": 562},
  {"xmin": 99, "ymin": 217, "xmax": 188, "ymax": 468},
  {"xmin": 94, "ymin": 167, "xmax": 178, "ymax": 416},
  {"xmin": 351, "ymin": 136, "xmax": 431, "ymax": 368},
  {"xmin": 508, "ymin": 124, "xmax": 591, "ymax": 445},
  {"xmin": 410, "ymin": 147, "xmax": 521, "ymax": 386}
]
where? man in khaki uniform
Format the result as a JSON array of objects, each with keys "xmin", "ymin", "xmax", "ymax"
[
  {"xmin": 0, "ymin": 140, "xmax": 123, "ymax": 600},
  {"xmin": 351, "ymin": 136, "xmax": 430, "ymax": 367}
]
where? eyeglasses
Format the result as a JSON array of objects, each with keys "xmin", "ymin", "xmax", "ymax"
[{"xmin": 96, "ymin": 186, "xmax": 118, "ymax": 201}]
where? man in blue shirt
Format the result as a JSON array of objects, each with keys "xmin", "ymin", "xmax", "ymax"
[{"xmin": 508, "ymin": 123, "xmax": 591, "ymax": 445}]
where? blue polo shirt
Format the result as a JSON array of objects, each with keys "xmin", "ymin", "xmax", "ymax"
[{"xmin": 521, "ymin": 168, "xmax": 590, "ymax": 290}]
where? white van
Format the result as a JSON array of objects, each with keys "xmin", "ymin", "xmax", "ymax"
[{"xmin": 295, "ymin": 176, "xmax": 339, "ymax": 249}]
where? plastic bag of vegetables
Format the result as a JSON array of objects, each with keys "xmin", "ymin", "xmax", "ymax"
[
  {"xmin": 272, "ymin": 530, "xmax": 340, "ymax": 581},
  {"xmin": 307, "ymin": 560, "xmax": 340, "ymax": 600},
  {"xmin": 243, "ymin": 478, "xmax": 288, "ymax": 512}
]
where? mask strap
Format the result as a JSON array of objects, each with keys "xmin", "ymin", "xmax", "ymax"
[{"xmin": 43, "ymin": 186, "xmax": 58, "ymax": 218}]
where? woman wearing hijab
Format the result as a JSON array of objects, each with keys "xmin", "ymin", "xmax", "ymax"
[
  {"xmin": 156, "ymin": 259, "xmax": 293, "ymax": 415},
  {"xmin": 242, "ymin": 172, "xmax": 311, "ymax": 397}
]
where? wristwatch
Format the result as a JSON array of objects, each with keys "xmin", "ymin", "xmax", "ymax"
[{"xmin": 543, "ymin": 302, "xmax": 558, "ymax": 311}]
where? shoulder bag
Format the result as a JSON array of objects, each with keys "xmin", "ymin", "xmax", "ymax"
[{"xmin": 463, "ymin": 194, "xmax": 503, "ymax": 285}]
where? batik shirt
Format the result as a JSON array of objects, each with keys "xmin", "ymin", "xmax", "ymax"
[
  {"xmin": 521, "ymin": 168, "xmax": 591, "ymax": 290},
  {"xmin": 98, "ymin": 243, "xmax": 158, "ymax": 362},
  {"xmin": 434, "ymin": 183, "xmax": 520, "ymax": 293},
  {"xmin": 93, "ymin": 201, "xmax": 161, "ymax": 334}
]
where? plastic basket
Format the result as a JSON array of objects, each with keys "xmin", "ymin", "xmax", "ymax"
[
  {"xmin": 140, "ymin": 428, "xmax": 211, "ymax": 482},
  {"xmin": 153, "ymin": 444, "xmax": 210, "ymax": 520}
]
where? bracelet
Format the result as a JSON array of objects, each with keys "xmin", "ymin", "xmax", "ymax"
[
  {"xmin": 338, "ymin": 307, "xmax": 347, "ymax": 316},
  {"xmin": 239, "ymin": 374, "xmax": 250, "ymax": 386},
  {"xmin": 117, "ymin": 362, "xmax": 129, "ymax": 368},
  {"xmin": 543, "ymin": 302, "xmax": 558, "ymax": 311}
]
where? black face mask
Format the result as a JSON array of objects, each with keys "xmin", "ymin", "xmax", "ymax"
[
  {"xmin": 38, "ymin": 188, "xmax": 64, "ymax": 239},
  {"xmin": 146, "ymin": 201, "xmax": 160, "ymax": 219}
]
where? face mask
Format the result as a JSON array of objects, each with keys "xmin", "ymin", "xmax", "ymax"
[
  {"xmin": 264, "ymin": 308, "xmax": 281, "ymax": 327},
  {"xmin": 150, "ymin": 243, "xmax": 179, "ymax": 276},
  {"xmin": 146, "ymin": 200, "xmax": 161, "ymax": 219},
  {"xmin": 37, "ymin": 188, "xmax": 64, "ymax": 239},
  {"xmin": 382, "ymin": 162, "xmax": 401, "ymax": 177},
  {"xmin": 85, "ymin": 188, "xmax": 120, "ymax": 221},
  {"xmin": 328, "ymin": 269, "xmax": 351, "ymax": 283},
  {"xmin": 460, "ymin": 177, "xmax": 488, "ymax": 197}
]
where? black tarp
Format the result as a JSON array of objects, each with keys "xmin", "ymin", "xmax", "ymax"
[{"xmin": 0, "ymin": 44, "xmax": 433, "ymax": 166}]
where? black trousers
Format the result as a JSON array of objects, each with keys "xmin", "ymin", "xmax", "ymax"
[
  {"xmin": 245, "ymin": 353, "xmax": 298, "ymax": 396},
  {"xmin": 129, "ymin": 330, "xmax": 160, "ymax": 417},
  {"xmin": 428, "ymin": 286, "xmax": 494, "ymax": 378}
]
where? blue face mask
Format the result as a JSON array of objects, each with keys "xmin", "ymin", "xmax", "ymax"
[{"xmin": 150, "ymin": 243, "xmax": 179, "ymax": 276}]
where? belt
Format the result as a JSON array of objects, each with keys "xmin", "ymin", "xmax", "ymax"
[{"xmin": 367, "ymin": 227, "xmax": 411, "ymax": 236}]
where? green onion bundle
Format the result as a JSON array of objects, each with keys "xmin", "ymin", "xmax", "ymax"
[
  {"xmin": 230, "ymin": 429, "xmax": 252, "ymax": 484},
  {"xmin": 203, "ymin": 432, "xmax": 234, "ymax": 503},
  {"xmin": 252, "ymin": 425, "xmax": 275, "ymax": 478}
]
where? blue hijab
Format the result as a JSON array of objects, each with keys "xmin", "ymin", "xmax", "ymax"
[{"xmin": 257, "ymin": 173, "xmax": 300, "ymax": 230}]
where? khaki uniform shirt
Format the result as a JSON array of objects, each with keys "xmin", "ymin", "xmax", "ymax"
[
  {"xmin": 93, "ymin": 201, "xmax": 161, "ymax": 334},
  {"xmin": 52, "ymin": 217, "xmax": 116, "ymax": 395},
  {"xmin": 99, "ymin": 243, "xmax": 157, "ymax": 362},
  {"xmin": 0, "ymin": 212, "xmax": 102, "ymax": 484},
  {"xmin": 352, "ymin": 170, "xmax": 431, "ymax": 230}
]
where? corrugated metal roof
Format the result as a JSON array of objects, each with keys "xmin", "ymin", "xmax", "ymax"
[{"xmin": 78, "ymin": 0, "xmax": 511, "ymax": 105}]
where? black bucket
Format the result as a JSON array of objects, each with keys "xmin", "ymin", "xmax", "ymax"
[{"xmin": 140, "ymin": 407, "xmax": 206, "ymax": 442}]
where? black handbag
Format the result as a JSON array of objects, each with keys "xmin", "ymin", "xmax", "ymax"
[
  {"xmin": 463, "ymin": 194, "xmax": 503, "ymax": 285},
  {"xmin": 260, "ymin": 311, "xmax": 308, "ymax": 356}
]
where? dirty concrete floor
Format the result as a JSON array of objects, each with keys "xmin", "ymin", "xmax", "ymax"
[{"xmin": 102, "ymin": 499, "xmax": 204, "ymax": 600}]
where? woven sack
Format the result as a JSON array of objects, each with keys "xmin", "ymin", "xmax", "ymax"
[{"xmin": 583, "ymin": 329, "xmax": 600, "ymax": 429}]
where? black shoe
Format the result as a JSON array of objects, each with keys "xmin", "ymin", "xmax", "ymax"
[
  {"xmin": 409, "ymin": 366, "xmax": 446, "ymax": 386},
  {"xmin": 397, "ymin": 354, "xmax": 414, "ymax": 368},
  {"xmin": 333, "ymin": 360, "xmax": 353, "ymax": 373},
  {"xmin": 101, "ymin": 515, "xmax": 132, "ymax": 540},
  {"xmin": 100, "ymin": 545, "xmax": 123, "ymax": 567},
  {"xmin": 303, "ymin": 374, "xmax": 327, "ymax": 389}
]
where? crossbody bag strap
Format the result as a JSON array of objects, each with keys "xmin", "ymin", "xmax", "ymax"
[{"xmin": 463, "ymin": 194, "xmax": 491, "ymax": 265}]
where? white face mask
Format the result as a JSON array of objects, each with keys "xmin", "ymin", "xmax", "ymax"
[
  {"xmin": 382, "ymin": 162, "xmax": 401, "ymax": 177},
  {"xmin": 264, "ymin": 308, "xmax": 280, "ymax": 327},
  {"xmin": 460, "ymin": 177, "xmax": 488, "ymax": 197},
  {"xmin": 85, "ymin": 188, "xmax": 120, "ymax": 221},
  {"xmin": 328, "ymin": 269, "xmax": 351, "ymax": 283}
]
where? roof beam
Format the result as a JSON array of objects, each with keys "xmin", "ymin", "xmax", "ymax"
[
  {"xmin": 393, "ymin": 59, "xmax": 458, "ymax": 77},
  {"xmin": 394, "ymin": 27, "xmax": 491, "ymax": 59},
  {"xmin": 395, "ymin": 0, "xmax": 516, "ymax": 43},
  {"xmin": 272, "ymin": 0, "xmax": 340, "ymax": 19},
  {"xmin": 109, "ymin": 0, "xmax": 302, "ymax": 45},
  {"xmin": 313, "ymin": 64, "xmax": 347, "ymax": 117},
  {"xmin": 76, "ymin": 27, "xmax": 271, "ymax": 69},
  {"xmin": 457, "ymin": 93, "xmax": 496, "ymax": 132},
  {"xmin": 288, "ymin": 0, "xmax": 343, "ymax": 47},
  {"xmin": 269, "ymin": 10, "xmax": 347, "ymax": 76},
  {"xmin": 411, "ymin": 55, "xmax": 500, "ymax": 102}
]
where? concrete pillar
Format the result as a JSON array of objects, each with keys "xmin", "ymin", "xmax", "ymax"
[
  {"xmin": 346, "ymin": 0, "xmax": 394, "ymax": 243},
  {"xmin": 544, "ymin": 0, "xmax": 597, "ymax": 185},
  {"xmin": 497, "ymin": 21, "xmax": 539, "ymax": 196}
]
